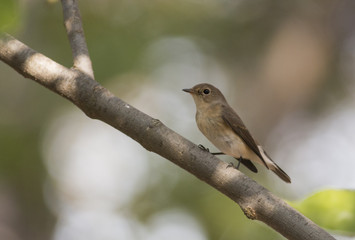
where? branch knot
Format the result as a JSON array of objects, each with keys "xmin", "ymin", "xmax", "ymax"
[{"xmin": 243, "ymin": 206, "xmax": 257, "ymax": 220}]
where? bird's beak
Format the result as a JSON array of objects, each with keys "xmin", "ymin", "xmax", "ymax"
[{"xmin": 183, "ymin": 88, "xmax": 193, "ymax": 94}]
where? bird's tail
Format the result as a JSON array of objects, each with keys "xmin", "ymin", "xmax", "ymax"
[{"xmin": 258, "ymin": 146, "xmax": 291, "ymax": 183}]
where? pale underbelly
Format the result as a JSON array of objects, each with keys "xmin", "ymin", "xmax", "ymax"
[
  {"xmin": 203, "ymin": 128, "xmax": 262, "ymax": 164},
  {"xmin": 196, "ymin": 113, "xmax": 263, "ymax": 165}
]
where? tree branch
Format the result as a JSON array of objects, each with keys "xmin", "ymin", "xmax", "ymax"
[
  {"xmin": 61, "ymin": 0, "xmax": 94, "ymax": 78},
  {"xmin": 0, "ymin": 33, "xmax": 335, "ymax": 240}
]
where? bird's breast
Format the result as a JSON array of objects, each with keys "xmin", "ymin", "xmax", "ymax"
[{"xmin": 196, "ymin": 109, "xmax": 242, "ymax": 154}]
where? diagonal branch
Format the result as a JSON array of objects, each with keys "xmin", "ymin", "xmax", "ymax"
[
  {"xmin": 61, "ymin": 0, "xmax": 94, "ymax": 79},
  {"xmin": 0, "ymin": 33, "xmax": 335, "ymax": 240}
]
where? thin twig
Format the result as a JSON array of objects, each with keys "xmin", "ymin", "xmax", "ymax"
[
  {"xmin": 61, "ymin": 0, "xmax": 94, "ymax": 79},
  {"xmin": 0, "ymin": 34, "xmax": 336, "ymax": 240}
]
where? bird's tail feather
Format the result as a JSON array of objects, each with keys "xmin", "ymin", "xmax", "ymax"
[
  {"xmin": 258, "ymin": 146, "xmax": 291, "ymax": 183},
  {"xmin": 269, "ymin": 162, "xmax": 291, "ymax": 183}
]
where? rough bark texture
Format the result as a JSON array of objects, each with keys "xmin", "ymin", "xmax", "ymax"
[{"xmin": 0, "ymin": 2, "xmax": 336, "ymax": 239}]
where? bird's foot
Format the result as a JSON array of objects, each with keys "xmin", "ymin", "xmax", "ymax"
[
  {"xmin": 227, "ymin": 162, "xmax": 235, "ymax": 169},
  {"xmin": 198, "ymin": 144, "xmax": 225, "ymax": 155},
  {"xmin": 227, "ymin": 157, "xmax": 243, "ymax": 170},
  {"xmin": 198, "ymin": 144, "xmax": 210, "ymax": 152}
]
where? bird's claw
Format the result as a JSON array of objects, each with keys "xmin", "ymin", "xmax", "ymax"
[
  {"xmin": 198, "ymin": 144, "xmax": 210, "ymax": 152},
  {"xmin": 227, "ymin": 157, "xmax": 242, "ymax": 170},
  {"xmin": 227, "ymin": 162, "xmax": 235, "ymax": 169}
]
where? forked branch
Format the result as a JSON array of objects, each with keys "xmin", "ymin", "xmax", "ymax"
[
  {"xmin": 0, "ymin": 1, "xmax": 335, "ymax": 239},
  {"xmin": 61, "ymin": 0, "xmax": 94, "ymax": 78}
]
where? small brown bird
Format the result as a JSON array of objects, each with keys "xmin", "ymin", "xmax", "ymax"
[{"xmin": 183, "ymin": 83, "xmax": 291, "ymax": 183}]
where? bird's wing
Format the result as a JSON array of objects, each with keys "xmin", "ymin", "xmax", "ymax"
[{"xmin": 221, "ymin": 104, "xmax": 268, "ymax": 168}]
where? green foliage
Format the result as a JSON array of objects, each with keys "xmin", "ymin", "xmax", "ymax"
[
  {"xmin": 290, "ymin": 189, "xmax": 355, "ymax": 236},
  {"xmin": 0, "ymin": 0, "xmax": 20, "ymax": 33}
]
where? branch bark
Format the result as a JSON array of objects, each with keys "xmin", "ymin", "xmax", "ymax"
[
  {"xmin": 61, "ymin": 0, "xmax": 94, "ymax": 78},
  {"xmin": 0, "ymin": 3, "xmax": 336, "ymax": 239}
]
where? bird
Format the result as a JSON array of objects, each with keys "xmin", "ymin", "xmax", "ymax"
[{"xmin": 183, "ymin": 83, "xmax": 291, "ymax": 183}]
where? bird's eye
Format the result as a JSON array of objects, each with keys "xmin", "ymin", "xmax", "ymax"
[{"xmin": 203, "ymin": 89, "xmax": 210, "ymax": 94}]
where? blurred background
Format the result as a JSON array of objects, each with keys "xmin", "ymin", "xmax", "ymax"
[{"xmin": 1, "ymin": 0, "xmax": 355, "ymax": 239}]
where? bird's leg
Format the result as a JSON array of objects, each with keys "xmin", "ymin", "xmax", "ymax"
[
  {"xmin": 211, "ymin": 152, "xmax": 225, "ymax": 155},
  {"xmin": 198, "ymin": 144, "xmax": 224, "ymax": 155},
  {"xmin": 235, "ymin": 156, "xmax": 243, "ymax": 169},
  {"xmin": 227, "ymin": 156, "xmax": 245, "ymax": 170}
]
